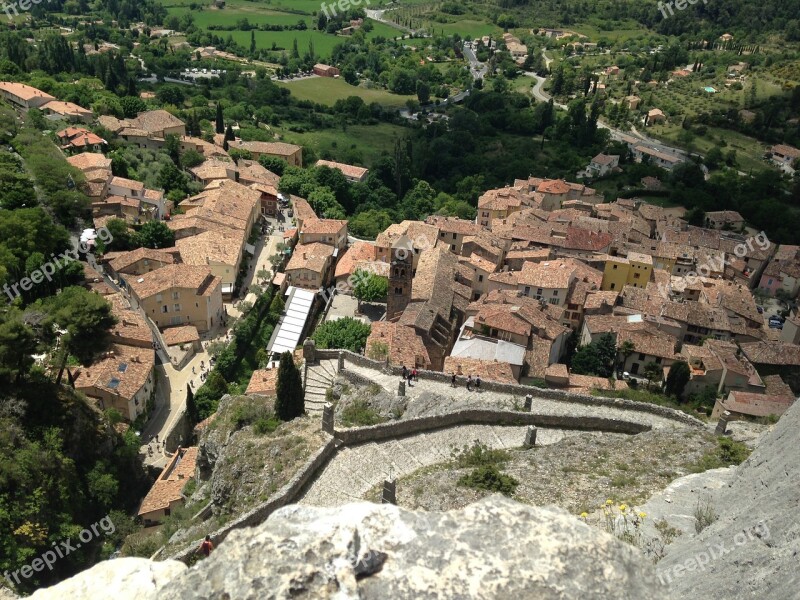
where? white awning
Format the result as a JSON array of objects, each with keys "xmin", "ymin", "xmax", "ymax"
[{"xmin": 267, "ymin": 286, "xmax": 316, "ymax": 357}]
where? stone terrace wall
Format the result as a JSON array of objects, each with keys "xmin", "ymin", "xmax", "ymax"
[
  {"xmin": 333, "ymin": 409, "xmax": 650, "ymax": 446},
  {"xmin": 170, "ymin": 437, "xmax": 337, "ymax": 562},
  {"xmin": 317, "ymin": 349, "xmax": 705, "ymax": 428}
]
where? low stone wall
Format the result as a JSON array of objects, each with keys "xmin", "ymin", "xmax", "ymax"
[
  {"xmin": 318, "ymin": 349, "xmax": 704, "ymax": 429},
  {"xmin": 170, "ymin": 436, "xmax": 337, "ymax": 562},
  {"xmin": 334, "ymin": 409, "xmax": 649, "ymax": 446}
]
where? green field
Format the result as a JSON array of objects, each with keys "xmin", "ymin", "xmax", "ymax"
[
  {"xmin": 278, "ymin": 76, "xmax": 414, "ymax": 108},
  {"xmin": 160, "ymin": 0, "xmax": 405, "ymax": 58},
  {"xmin": 278, "ymin": 122, "xmax": 409, "ymax": 167}
]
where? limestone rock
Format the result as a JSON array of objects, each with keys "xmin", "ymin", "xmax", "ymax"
[
  {"xmin": 28, "ymin": 558, "xmax": 185, "ymax": 600},
  {"xmin": 659, "ymin": 401, "xmax": 800, "ymax": 598},
  {"xmin": 156, "ymin": 496, "xmax": 666, "ymax": 600}
]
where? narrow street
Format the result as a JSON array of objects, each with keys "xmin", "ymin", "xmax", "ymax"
[{"xmin": 137, "ymin": 225, "xmax": 284, "ymax": 468}]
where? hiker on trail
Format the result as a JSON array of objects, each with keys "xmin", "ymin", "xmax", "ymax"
[
  {"xmin": 451, "ymin": 372, "xmax": 457, "ymax": 387},
  {"xmin": 466, "ymin": 375, "xmax": 473, "ymax": 391},
  {"xmin": 407, "ymin": 371, "xmax": 413, "ymax": 387},
  {"xmin": 198, "ymin": 535, "xmax": 214, "ymax": 557},
  {"xmin": 411, "ymin": 368, "xmax": 418, "ymax": 381},
  {"xmin": 476, "ymin": 376, "xmax": 481, "ymax": 392},
  {"xmin": 401, "ymin": 365, "xmax": 407, "ymax": 380}
]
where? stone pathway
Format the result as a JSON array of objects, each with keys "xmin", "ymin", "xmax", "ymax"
[
  {"xmin": 298, "ymin": 425, "xmax": 578, "ymax": 507},
  {"xmin": 303, "ymin": 358, "xmax": 338, "ymax": 416},
  {"xmin": 342, "ymin": 362, "xmax": 693, "ymax": 432}
]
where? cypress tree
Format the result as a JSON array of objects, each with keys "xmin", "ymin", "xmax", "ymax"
[
  {"xmin": 186, "ymin": 385, "xmax": 199, "ymax": 426},
  {"xmin": 215, "ymin": 102, "xmax": 224, "ymax": 134},
  {"xmin": 275, "ymin": 352, "xmax": 304, "ymax": 421}
]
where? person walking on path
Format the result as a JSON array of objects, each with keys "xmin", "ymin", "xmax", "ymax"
[
  {"xmin": 198, "ymin": 535, "xmax": 214, "ymax": 557},
  {"xmin": 401, "ymin": 365, "xmax": 407, "ymax": 380},
  {"xmin": 451, "ymin": 372, "xmax": 457, "ymax": 387},
  {"xmin": 466, "ymin": 375, "xmax": 473, "ymax": 391},
  {"xmin": 475, "ymin": 376, "xmax": 481, "ymax": 392},
  {"xmin": 411, "ymin": 368, "xmax": 418, "ymax": 382}
]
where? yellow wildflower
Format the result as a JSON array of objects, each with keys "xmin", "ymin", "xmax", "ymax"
[
  {"xmin": 619, "ymin": 504, "xmax": 628, "ymax": 512},
  {"xmin": 580, "ymin": 512, "xmax": 588, "ymax": 519},
  {"xmin": 605, "ymin": 499, "xmax": 613, "ymax": 506},
  {"xmin": 638, "ymin": 512, "xmax": 647, "ymax": 519}
]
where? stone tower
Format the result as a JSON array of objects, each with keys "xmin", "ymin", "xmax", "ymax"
[{"xmin": 386, "ymin": 234, "xmax": 413, "ymax": 322}]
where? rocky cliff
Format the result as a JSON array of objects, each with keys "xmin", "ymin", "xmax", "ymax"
[
  {"xmin": 29, "ymin": 497, "xmax": 667, "ymax": 600},
  {"xmin": 657, "ymin": 399, "xmax": 800, "ymax": 598}
]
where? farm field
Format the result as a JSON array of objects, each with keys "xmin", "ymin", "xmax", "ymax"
[
  {"xmin": 277, "ymin": 122, "xmax": 409, "ymax": 167},
  {"xmin": 277, "ymin": 76, "xmax": 414, "ymax": 108}
]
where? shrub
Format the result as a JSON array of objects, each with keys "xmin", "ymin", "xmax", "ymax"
[
  {"xmin": 340, "ymin": 399, "xmax": 385, "ymax": 427},
  {"xmin": 458, "ymin": 465, "xmax": 518, "ymax": 496},
  {"xmin": 453, "ymin": 441, "xmax": 510, "ymax": 468}
]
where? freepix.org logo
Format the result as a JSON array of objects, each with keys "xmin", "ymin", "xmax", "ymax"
[{"xmin": 2, "ymin": 0, "xmax": 56, "ymax": 21}]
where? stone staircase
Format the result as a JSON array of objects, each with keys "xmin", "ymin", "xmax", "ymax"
[
  {"xmin": 297, "ymin": 423, "xmax": 548, "ymax": 507},
  {"xmin": 303, "ymin": 358, "xmax": 338, "ymax": 416}
]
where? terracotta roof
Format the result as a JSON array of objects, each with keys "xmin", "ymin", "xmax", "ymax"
[
  {"xmin": 335, "ymin": 242, "xmax": 377, "ymax": 279},
  {"xmin": 236, "ymin": 159, "xmax": 280, "ymax": 186},
  {"xmin": 108, "ymin": 247, "xmax": 175, "ymax": 273},
  {"xmin": 426, "ymin": 216, "xmax": 481, "ymax": 236},
  {"xmin": 184, "ymin": 180, "xmax": 260, "ymax": 226},
  {"xmin": 537, "ymin": 179, "xmax": 572, "ymax": 195},
  {"xmin": 130, "ymin": 109, "xmax": 185, "ymax": 134},
  {"xmin": 519, "ymin": 259, "xmax": 575, "ymax": 289},
  {"xmin": 722, "ymin": 392, "xmax": 795, "ymax": 418},
  {"xmin": 107, "ymin": 294, "xmax": 152, "ymax": 346},
  {"xmin": 292, "ymin": 197, "xmax": 317, "ymax": 223},
  {"xmin": 41, "ymin": 100, "xmax": 92, "ymax": 117},
  {"xmin": 367, "ymin": 321, "xmax": 431, "ymax": 368},
  {"xmin": 110, "ymin": 176, "xmax": 145, "ymax": 192},
  {"xmin": 301, "ymin": 219, "xmax": 347, "ymax": 236},
  {"xmin": 246, "ymin": 368, "xmax": 278, "ymax": 396},
  {"xmin": 67, "ymin": 152, "xmax": 111, "ymax": 171},
  {"xmin": 0, "ymin": 81, "xmax": 55, "ymax": 102},
  {"xmin": 771, "ymin": 144, "xmax": 800, "ymax": 158},
  {"xmin": 137, "ymin": 447, "xmax": 198, "ymax": 516},
  {"xmin": 375, "ymin": 220, "xmax": 439, "ymax": 252},
  {"xmin": 741, "ymin": 341, "xmax": 800, "ymax": 366},
  {"xmin": 74, "ymin": 343, "xmax": 154, "ymax": 403},
  {"xmin": 478, "ymin": 187, "xmax": 527, "ymax": 211},
  {"xmin": 443, "ymin": 356, "xmax": 517, "ymax": 384},
  {"xmin": 162, "ymin": 325, "xmax": 200, "ymax": 346},
  {"xmin": 127, "ymin": 264, "xmax": 221, "ymax": 300},
  {"xmin": 616, "ymin": 329, "xmax": 678, "ymax": 360},
  {"xmin": 176, "ymin": 228, "xmax": 244, "ymax": 268},
  {"xmin": 285, "ymin": 242, "xmax": 335, "ymax": 273},
  {"xmin": 229, "ymin": 140, "xmax": 301, "ymax": 157},
  {"xmin": 564, "ymin": 227, "xmax": 613, "ymax": 251},
  {"xmin": 315, "ymin": 159, "xmax": 368, "ymax": 180},
  {"xmin": 189, "ymin": 158, "xmax": 235, "ymax": 181}
]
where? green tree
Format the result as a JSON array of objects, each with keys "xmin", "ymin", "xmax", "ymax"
[
  {"xmin": 156, "ymin": 162, "xmax": 188, "ymax": 194},
  {"xmin": 352, "ymin": 270, "xmax": 388, "ymax": 309},
  {"xmin": 136, "ymin": 221, "xmax": 175, "ymax": 249},
  {"xmin": 215, "ymin": 102, "xmax": 224, "ymax": 134},
  {"xmin": 570, "ymin": 345, "xmax": 603, "ymax": 376},
  {"xmin": 258, "ymin": 155, "xmax": 286, "ymax": 176},
  {"xmin": 665, "ymin": 360, "xmax": 691, "ymax": 398},
  {"xmin": 643, "ymin": 361, "xmax": 663, "ymax": 389},
  {"xmin": 181, "ymin": 149, "xmax": 204, "ymax": 169},
  {"xmin": 186, "ymin": 385, "xmax": 199, "ymax": 426},
  {"xmin": 40, "ymin": 287, "xmax": 116, "ymax": 382},
  {"xmin": 312, "ymin": 317, "xmax": 371, "ymax": 352},
  {"xmin": 120, "ymin": 96, "xmax": 146, "ymax": 119},
  {"xmin": 275, "ymin": 351, "xmax": 304, "ymax": 421}
]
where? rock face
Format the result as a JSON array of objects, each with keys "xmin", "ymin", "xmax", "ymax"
[
  {"xmin": 27, "ymin": 497, "xmax": 667, "ymax": 600},
  {"xmin": 28, "ymin": 558, "xmax": 186, "ymax": 600},
  {"xmin": 658, "ymin": 400, "xmax": 800, "ymax": 598}
]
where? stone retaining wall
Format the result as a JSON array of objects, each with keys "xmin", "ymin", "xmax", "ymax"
[
  {"xmin": 334, "ymin": 409, "xmax": 649, "ymax": 445},
  {"xmin": 318, "ymin": 349, "xmax": 704, "ymax": 428},
  {"xmin": 170, "ymin": 436, "xmax": 337, "ymax": 562}
]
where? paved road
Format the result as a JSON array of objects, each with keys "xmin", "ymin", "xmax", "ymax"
[
  {"xmin": 463, "ymin": 43, "xmax": 488, "ymax": 80},
  {"xmin": 366, "ymin": 8, "xmax": 417, "ymax": 35}
]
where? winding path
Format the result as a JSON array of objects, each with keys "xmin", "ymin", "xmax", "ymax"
[{"xmin": 296, "ymin": 360, "xmax": 697, "ymax": 507}]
